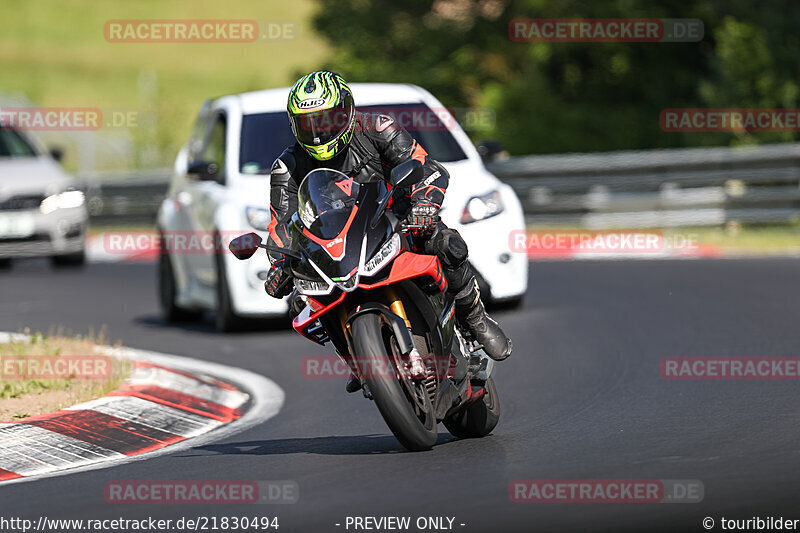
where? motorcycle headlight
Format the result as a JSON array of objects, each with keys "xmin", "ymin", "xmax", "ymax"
[
  {"xmin": 246, "ymin": 206, "xmax": 271, "ymax": 231},
  {"xmin": 460, "ymin": 190, "xmax": 504, "ymax": 224},
  {"xmin": 295, "ymin": 277, "xmax": 333, "ymax": 296},
  {"xmin": 335, "ymin": 273, "xmax": 359, "ymax": 292},
  {"xmin": 362, "ymin": 233, "xmax": 401, "ymax": 276},
  {"xmin": 40, "ymin": 190, "xmax": 84, "ymax": 214}
]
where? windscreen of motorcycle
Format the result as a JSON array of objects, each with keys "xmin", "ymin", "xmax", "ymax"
[{"xmin": 297, "ymin": 168, "xmax": 360, "ymax": 239}]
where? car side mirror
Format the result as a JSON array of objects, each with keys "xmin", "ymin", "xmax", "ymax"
[
  {"xmin": 229, "ymin": 232, "xmax": 262, "ymax": 260},
  {"xmin": 49, "ymin": 147, "xmax": 64, "ymax": 162},
  {"xmin": 391, "ymin": 159, "xmax": 423, "ymax": 189},
  {"xmin": 187, "ymin": 161, "xmax": 220, "ymax": 182},
  {"xmin": 476, "ymin": 140, "xmax": 508, "ymax": 163}
]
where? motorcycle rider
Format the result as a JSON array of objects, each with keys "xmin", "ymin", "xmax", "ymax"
[{"xmin": 264, "ymin": 71, "xmax": 512, "ymax": 382}]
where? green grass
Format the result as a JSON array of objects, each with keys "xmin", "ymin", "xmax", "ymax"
[
  {"xmin": 0, "ymin": 331, "xmax": 128, "ymax": 399},
  {"xmin": 664, "ymin": 224, "xmax": 800, "ymax": 254},
  {"xmin": 0, "ymin": 0, "xmax": 328, "ymax": 170},
  {"xmin": 0, "ymin": 331, "xmax": 130, "ymax": 421},
  {"xmin": 526, "ymin": 224, "xmax": 800, "ymax": 255}
]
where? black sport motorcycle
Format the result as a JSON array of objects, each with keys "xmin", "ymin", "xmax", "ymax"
[{"xmin": 230, "ymin": 160, "xmax": 500, "ymax": 451}]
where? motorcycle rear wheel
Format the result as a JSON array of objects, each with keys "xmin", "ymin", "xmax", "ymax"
[{"xmin": 351, "ymin": 313, "xmax": 437, "ymax": 451}]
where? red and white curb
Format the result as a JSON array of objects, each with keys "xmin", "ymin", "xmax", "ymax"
[{"xmin": 0, "ymin": 333, "xmax": 284, "ymax": 485}]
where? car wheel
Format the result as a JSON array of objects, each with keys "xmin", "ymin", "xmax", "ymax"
[
  {"xmin": 159, "ymin": 242, "xmax": 203, "ymax": 323},
  {"xmin": 0, "ymin": 258, "xmax": 11, "ymax": 270},
  {"xmin": 215, "ymin": 240, "xmax": 243, "ymax": 332},
  {"xmin": 51, "ymin": 251, "xmax": 86, "ymax": 268}
]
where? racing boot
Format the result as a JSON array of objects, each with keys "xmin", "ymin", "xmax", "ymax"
[{"xmin": 455, "ymin": 279, "xmax": 513, "ymax": 361}]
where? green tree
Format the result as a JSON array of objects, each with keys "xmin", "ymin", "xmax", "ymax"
[{"xmin": 312, "ymin": 0, "xmax": 800, "ymax": 154}]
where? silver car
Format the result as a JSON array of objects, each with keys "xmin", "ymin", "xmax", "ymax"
[{"xmin": 0, "ymin": 127, "xmax": 88, "ymax": 267}]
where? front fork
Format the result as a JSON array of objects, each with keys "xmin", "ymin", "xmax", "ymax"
[
  {"xmin": 338, "ymin": 288, "xmax": 423, "ymax": 383},
  {"xmin": 387, "ymin": 288, "xmax": 426, "ymax": 378}
]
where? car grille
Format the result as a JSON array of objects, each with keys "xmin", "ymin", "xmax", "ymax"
[{"xmin": 0, "ymin": 194, "xmax": 45, "ymax": 211}]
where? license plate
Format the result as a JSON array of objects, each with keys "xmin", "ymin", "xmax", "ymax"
[{"xmin": 0, "ymin": 214, "xmax": 35, "ymax": 238}]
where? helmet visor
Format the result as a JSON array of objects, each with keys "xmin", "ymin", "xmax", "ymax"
[{"xmin": 290, "ymin": 106, "xmax": 354, "ymax": 147}]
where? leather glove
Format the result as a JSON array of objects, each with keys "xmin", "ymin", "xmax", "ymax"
[
  {"xmin": 405, "ymin": 202, "xmax": 440, "ymax": 233},
  {"xmin": 264, "ymin": 260, "xmax": 293, "ymax": 299}
]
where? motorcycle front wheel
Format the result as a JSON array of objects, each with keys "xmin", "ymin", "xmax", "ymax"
[{"xmin": 350, "ymin": 313, "xmax": 437, "ymax": 451}]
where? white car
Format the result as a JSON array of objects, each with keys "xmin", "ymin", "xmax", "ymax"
[
  {"xmin": 0, "ymin": 127, "xmax": 87, "ymax": 267},
  {"xmin": 157, "ymin": 83, "xmax": 528, "ymax": 331}
]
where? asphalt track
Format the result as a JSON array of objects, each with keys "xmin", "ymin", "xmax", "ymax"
[{"xmin": 1, "ymin": 257, "xmax": 799, "ymax": 532}]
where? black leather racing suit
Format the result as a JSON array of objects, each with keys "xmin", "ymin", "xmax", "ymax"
[
  {"xmin": 266, "ymin": 111, "xmax": 476, "ymax": 314},
  {"xmin": 266, "ymin": 111, "xmax": 513, "ymax": 361}
]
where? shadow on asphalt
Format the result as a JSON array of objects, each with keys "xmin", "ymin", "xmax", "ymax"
[{"xmin": 189, "ymin": 434, "xmax": 458, "ymax": 456}]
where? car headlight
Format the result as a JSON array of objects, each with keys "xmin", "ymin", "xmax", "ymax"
[
  {"xmin": 40, "ymin": 190, "xmax": 84, "ymax": 214},
  {"xmin": 362, "ymin": 233, "xmax": 401, "ymax": 276},
  {"xmin": 460, "ymin": 190, "xmax": 504, "ymax": 224},
  {"xmin": 295, "ymin": 277, "xmax": 333, "ymax": 296},
  {"xmin": 246, "ymin": 206, "xmax": 271, "ymax": 230}
]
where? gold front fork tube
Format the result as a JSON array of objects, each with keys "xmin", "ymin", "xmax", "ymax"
[{"xmin": 388, "ymin": 291, "xmax": 411, "ymax": 330}]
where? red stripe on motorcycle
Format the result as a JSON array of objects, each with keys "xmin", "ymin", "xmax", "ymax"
[
  {"xmin": 359, "ymin": 252, "xmax": 447, "ymax": 293},
  {"xmin": 302, "ymin": 206, "xmax": 359, "ymax": 261},
  {"xmin": 293, "ymin": 292, "xmax": 347, "ymax": 334}
]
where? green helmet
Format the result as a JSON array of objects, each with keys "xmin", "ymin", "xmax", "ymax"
[{"xmin": 287, "ymin": 71, "xmax": 355, "ymax": 161}]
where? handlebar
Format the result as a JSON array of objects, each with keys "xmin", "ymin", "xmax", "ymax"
[
  {"xmin": 401, "ymin": 223, "xmax": 438, "ymax": 237},
  {"xmin": 401, "ymin": 214, "xmax": 440, "ymax": 235}
]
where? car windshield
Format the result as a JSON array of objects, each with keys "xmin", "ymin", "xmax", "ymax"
[
  {"xmin": 239, "ymin": 112, "xmax": 297, "ymax": 175},
  {"xmin": 0, "ymin": 128, "xmax": 37, "ymax": 158},
  {"xmin": 297, "ymin": 168, "xmax": 360, "ymax": 237},
  {"xmin": 239, "ymin": 102, "xmax": 468, "ymax": 173},
  {"xmin": 358, "ymin": 103, "xmax": 467, "ymax": 162}
]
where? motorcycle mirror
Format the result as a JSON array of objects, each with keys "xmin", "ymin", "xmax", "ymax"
[
  {"xmin": 229, "ymin": 232, "xmax": 262, "ymax": 260},
  {"xmin": 391, "ymin": 160, "xmax": 423, "ymax": 189},
  {"xmin": 371, "ymin": 160, "xmax": 424, "ymax": 229}
]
